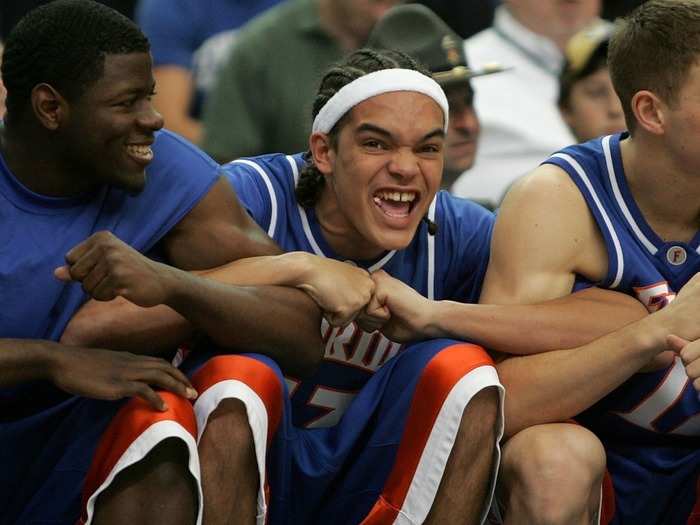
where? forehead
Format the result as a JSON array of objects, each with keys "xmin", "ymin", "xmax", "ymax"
[
  {"xmin": 85, "ymin": 52, "xmax": 154, "ymax": 99},
  {"xmin": 346, "ymin": 91, "xmax": 445, "ymax": 135}
]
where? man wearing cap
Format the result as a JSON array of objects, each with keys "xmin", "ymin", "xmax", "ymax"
[
  {"xmin": 367, "ymin": 4, "xmax": 503, "ymax": 192},
  {"xmin": 452, "ymin": 0, "xmax": 600, "ymax": 209},
  {"xmin": 558, "ymin": 20, "xmax": 625, "ymax": 143}
]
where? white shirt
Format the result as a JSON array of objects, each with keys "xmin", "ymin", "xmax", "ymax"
[{"xmin": 451, "ymin": 6, "xmax": 576, "ymax": 208}]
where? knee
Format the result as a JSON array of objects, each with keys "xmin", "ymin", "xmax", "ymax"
[{"xmin": 501, "ymin": 424, "xmax": 605, "ymax": 525}]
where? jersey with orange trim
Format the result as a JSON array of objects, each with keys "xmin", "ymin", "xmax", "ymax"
[
  {"xmin": 223, "ymin": 152, "xmax": 494, "ymax": 428},
  {"xmin": 544, "ymin": 132, "xmax": 700, "ymax": 524}
]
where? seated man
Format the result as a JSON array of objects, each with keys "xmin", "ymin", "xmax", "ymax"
[
  {"xmin": 478, "ymin": 1, "xmax": 700, "ymax": 523},
  {"xmin": 0, "ymin": 1, "xmax": 359, "ymax": 523}
]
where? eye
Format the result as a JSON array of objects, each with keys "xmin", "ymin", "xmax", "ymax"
[
  {"xmin": 363, "ymin": 139, "xmax": 387, "ymax": 150},
  {"xmin": 420, "ymin": 143, "xmax": 442, "ymax": 154}
]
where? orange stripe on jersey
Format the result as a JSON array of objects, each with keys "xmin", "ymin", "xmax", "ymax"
[
  {"xmin": 80, "ymin": 392, "xmax": 197, "ymax": 522},
  {"xmin": 191, "ymin": 355, "xmax": 284, "ymax": 443},
  {"xmin": 360, "ymin": 344, "xmax": 493, "ymax": 524}
]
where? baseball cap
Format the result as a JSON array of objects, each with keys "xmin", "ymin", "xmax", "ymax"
[
  {"xmin": 559, "ymin": 19, "xmax": 615, "ymax": 104},
  {"xmin": 366, "ymin": 4, "xmax": 504, "ymax": 87}
]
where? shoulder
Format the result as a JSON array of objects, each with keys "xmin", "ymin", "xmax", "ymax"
[
  {"xmin": 151, "ymin": 130, "xmax": 219, "ymax": 172},
  {"xmin": 502, "ymin": 163, "xmax": 586, "ymax": 217}
]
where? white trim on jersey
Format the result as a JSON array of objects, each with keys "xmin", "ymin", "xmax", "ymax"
[
  {"xmin": 397, "ymin": 366, "xmax": 504, "ymax": 525},
  {"xmin": 602, "ymin": 135, "xmax": 658, "ymax": 255},
  {"xmin": 194, "ymin": 380, "xmax": 270, "ymax": 524},
  {"xmin": 233, "ymin": 159, "xmax": 278, "ymax": 238},
  {"xmin": 552, "ymin": 152, "xmax": 625, "ymax": 288},
  {"xmin": 83, "ymin": 421, "xmax": 203, "ymax": 525},
  {"xmin": 427, "ymin": 197, "xmax": 437, "ymax": 301}
]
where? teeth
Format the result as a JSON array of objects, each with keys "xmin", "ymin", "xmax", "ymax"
[
  {"xmin": 376, "ymin": 191, "xmax": 416, "ymax": 202},
  {"xmin": 126, "ymin": 144, "xmax": 153, "ymax": 160}
]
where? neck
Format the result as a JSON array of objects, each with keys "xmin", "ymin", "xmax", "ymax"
[
  {"xmin": 621, "ymin": 134, "xmax": 700, "ymax": 241},
  {"xmin": 504, "ymin": 5, "xmax": 572, "ymax": 52},
  {"xmin": 318, "ymin": 0, "xmax": 361, "ymax": 51},
  {"xmin": 1, "ymin": 128, "xmax": 94, "ymax": 197},
  {"xmin": 315, "ymin": 187, "xmax": 385, "ymax": 261}
]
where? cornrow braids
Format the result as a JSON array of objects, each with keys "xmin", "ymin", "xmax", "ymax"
[
  {"xmin": 295, "ymin": 48, "xmax": 430, "ymax": 208},
  {"xmin": 2, "ymin": 0, "xmax": 149, "ymax": 124}
]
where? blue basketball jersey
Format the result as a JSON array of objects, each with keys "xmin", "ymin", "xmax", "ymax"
[
  {"xmin": 223, "ymin": 153, "xmax": 494, "ymax": 428},
  {"xmin": 544, "ymin": 132, "xmax": 700, "ymax": 445}
]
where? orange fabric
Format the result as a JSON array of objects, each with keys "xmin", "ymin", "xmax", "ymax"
[
  {"xmin": 361, "ymin": 344, "xmax": 494, "ymax": 524},
  {"xmin": 79, "ymin": 392, "xmax": 197, "ymax": 524},
  {"xmin": 191, "ymin": 355, "xmax": 284, "ymax": 443},
  {"xmin": 600, "ymin": 469, "xmax": 616, "ymax": 525}
]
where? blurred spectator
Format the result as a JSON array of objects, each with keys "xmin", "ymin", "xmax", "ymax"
[
  {"xmin": 452, "ymin": 0, "xmax": 600, "ymax": 209},
  {"xmin": 559, "ymin": 20, "xmax": 624, "ymax": 142},
  {"xmin": 201, "ymin": 0, "xmax": 401, "ymax": 163},
  {"xmin": 367, "ymin": 4, "xmax": 504, "ymax": 190},
  {"xmin": 136, "ymin": 0, "xmax": 281, "ymax": 145},
  {"xmin": 413, "ymin": 0, "xmax": 501, "ymax": 39}
]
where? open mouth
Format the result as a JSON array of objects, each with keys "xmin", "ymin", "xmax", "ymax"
[
  {"xmin": 125, "ymin": 144, "xmax": 154, "ymax": 165},
  {"xmin": 372, "ymin": 190, "xmax": 418, "ymax": 218}
]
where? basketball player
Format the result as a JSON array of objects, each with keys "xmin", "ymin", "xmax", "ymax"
[{"xmin": 480, "ymin": 1, "xmax": 700, "ymax": 523}]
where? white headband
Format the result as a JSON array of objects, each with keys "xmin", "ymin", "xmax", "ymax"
[{"xmin": 312, "ymin": 68, "xmax": 450, "ymax": 134}]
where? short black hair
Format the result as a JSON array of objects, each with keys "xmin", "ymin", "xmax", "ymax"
[
  {"xmin": 296, "ymin": 47, "xmax": 430, "ymax": 208},
  {"xmin": 1, "ymin": 0, "xmax": 150, "ymax": 120}
]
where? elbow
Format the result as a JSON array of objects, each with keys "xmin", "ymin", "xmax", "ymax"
[{"xmin": 60, "ymin": 314, "xmax": 97, "ymax": 347}]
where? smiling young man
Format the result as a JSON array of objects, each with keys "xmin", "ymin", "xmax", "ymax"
[{"xmin": 0, "ymin": 1, "xmax": 357, "ymax": 524}]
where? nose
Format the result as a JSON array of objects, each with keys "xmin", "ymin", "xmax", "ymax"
[
  {"xmin": 387, "ymin": 147, "xmax": 420, "ymax": 180},
  {"xmin": 138, "ymin": 103, "xmax": 164, "ymax": 132},
  {"xmin": 450, "ymin": 105, "xmax": 479, "ymax": 136}
]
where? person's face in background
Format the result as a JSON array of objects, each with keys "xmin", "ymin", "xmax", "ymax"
[
  {"xmin": 561, "ymin": 66, "xmax": 625, "ymax": 142},
  {"xmin": 506, "ymin": 0, "xmax": 601, "ymax": 48},
  {"xmin": 443, "ymin": 83, "xmax": 480, "ymax": 184},
  {"xmin": 334, "ymin": 0, "xmax": 403, "ymax": 43}
]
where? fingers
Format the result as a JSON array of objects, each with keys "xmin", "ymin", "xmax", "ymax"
[
  {"xmin": 54, "ymin": 265, "xmax": 72, "ymax": 282},
  {"xmin": 667, "ymin": 334, "xmax": 689, "ymax": 353},
  {"xmin": 673, "ymin": 335, "xmax": 700, "ymax": 391},
  {"xmin": 128, "ymin": 382, "xmax": 168, "ymax": 411}
]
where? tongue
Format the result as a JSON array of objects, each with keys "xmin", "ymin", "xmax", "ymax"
[{"xmin": 377, "ymin": 198, "xmax": 410, "ymax": 218}]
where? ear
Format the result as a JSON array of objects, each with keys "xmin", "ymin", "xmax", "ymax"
[
  {"xmin": 31, "ymin": 83, "xmax": 68, "ymax": 131},
  {"xmin": 309, "ymin": 131, "xmax": 335, "ymax": 177},
  {"xmin": 630, "ymin": 90, "xmax": 665, "ymax": 135}
]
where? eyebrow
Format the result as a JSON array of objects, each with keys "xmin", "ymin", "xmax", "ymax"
[{"xmin": 356, "ymin": 123, "xmax": 445, "ymax": 141}]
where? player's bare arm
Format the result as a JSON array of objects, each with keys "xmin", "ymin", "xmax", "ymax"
[
  {"xmin": 483, "ymin": 165, "xmax": 700, "ymax": 435},
  {"xmin": 0, "ymin": 339, "xmax": 196, "ymax": 411},
  {"xmin": 364, "ymin": 269, "xmax": 646, "ymax": 352},
  {"xmin": 55, "ymin": 231, "xmax": 323, "ymax": 377}
]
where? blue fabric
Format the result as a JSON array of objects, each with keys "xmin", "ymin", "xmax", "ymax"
[{"xmin": 544, "ymin": 133, "xmax": 700, "ymax": 523}]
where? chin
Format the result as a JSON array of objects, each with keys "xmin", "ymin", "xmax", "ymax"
[{"xmin": 116, "ymin": 172, "xmax": 147, "ymax": 195}]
